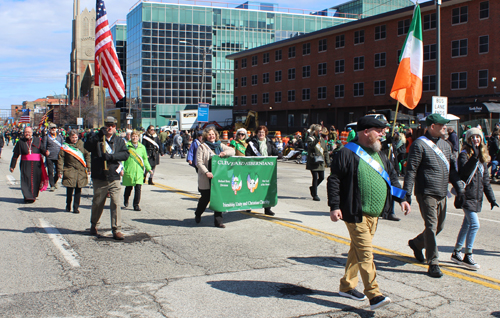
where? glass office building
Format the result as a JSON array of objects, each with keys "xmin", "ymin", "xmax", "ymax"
[
  {"xmin": 110, "ymin": 23, "xmax": 127, "ymax": 110},
  {"xmin": 332, "ymin": 0, "xmax": 414, "ymax": 18},
  {"xmin": 125, "ymin": 1, "xmax": 355, "ymax": 127}
]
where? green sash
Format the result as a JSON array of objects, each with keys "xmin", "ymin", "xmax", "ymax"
[{"xmin": 128, "ymin": 146, "xmax": 145, "ymax": 172}]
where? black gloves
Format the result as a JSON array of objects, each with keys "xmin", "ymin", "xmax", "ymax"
[
  {"xmin": 98, "ymin": 127, "xmax": 107, "ymax": 138},
  {"xmin": 454, "ymin": 192, "xmax": 466, "ymax": 209},
  {"xmin": 472, "ymin": 143, "xmax": 479, "ymax": 158},
  {"xmin": 102, "ymin": 153, "xmax": 113, "ymax": 161},
  {"xmin": 491, "ymin": 201, "xmax": 499, "ymax": 210}
]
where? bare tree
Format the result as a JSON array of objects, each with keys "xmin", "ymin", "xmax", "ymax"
[{"xmin": 59, "ymin": 97, "xmax": 99, "ymax": 128}]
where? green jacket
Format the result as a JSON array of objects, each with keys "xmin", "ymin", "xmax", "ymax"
[{"xmin": 122, "ymin": 141, "xmax": 151, "ymax": 186}]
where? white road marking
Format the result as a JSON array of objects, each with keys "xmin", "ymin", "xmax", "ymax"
[
  {"xmin": 6, "ymin": 175, "xmax": 17, "ymax": 185},
  {"xmin": 39, "ymin": 218, "xmax": 80, "ymax": 267},
  {"xmin": 447, "ymin": 212, "xmax": 500, "ymax": 224}
]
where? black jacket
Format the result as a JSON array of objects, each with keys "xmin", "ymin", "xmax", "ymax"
[
  {"xmin": 488, "ymin": 136, "xmax": 499, "ymax": 160},
  {"xmin": 245, "ymin": 136, "xmax": 278, "ymax": 156},
  {"xmin": 42, "ymin": 133, "xmax": 65, "ymax": 160},
  {"xmin": 403, "ymin": 132, "xmax": 464, "ymax": 202},
  {"xmin": 327, "ymin": 139, "xmax": 403, "ymax": 223},
  {"xmin": 84, "ymin": 132, "xmax": 129, "ymax": 181},
  {"xmin": 458, "ymin": 151, "xmax": 495, "ymax": 211},
  {"xmin": 0, "ymin": 134, "xmax": 4, "ymax": 148},
  {"xmin": 142, "ymin": 133, "xmax": 163, "ymax": 166}
]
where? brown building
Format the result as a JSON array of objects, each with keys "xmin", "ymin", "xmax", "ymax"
[{"xmin": 228, "ymin": 0, "xmax": 499, "ymax": 133}]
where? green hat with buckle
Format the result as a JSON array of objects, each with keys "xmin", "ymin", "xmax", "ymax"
[{"xmin": 425, "ymin": 113, "xmax": 450, "ymax": 126}]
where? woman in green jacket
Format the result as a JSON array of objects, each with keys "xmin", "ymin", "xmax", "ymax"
[{"xmin": 123, "ymin": 130, "xmax": 152, "ymax": 211}]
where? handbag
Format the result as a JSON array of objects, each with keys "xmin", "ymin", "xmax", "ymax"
[{"xmin": 314, "ymin": 155, "xmax": 324, "ymax": 164}]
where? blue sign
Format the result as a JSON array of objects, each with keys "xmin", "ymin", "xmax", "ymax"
[{"xmin": 198, "ymin": 103, "xmax": 209, "ymax": 122}]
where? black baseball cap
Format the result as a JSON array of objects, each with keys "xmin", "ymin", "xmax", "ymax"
[{"xmin": 356, "ymin": 116, "xmax": 387, "ymax": 132}]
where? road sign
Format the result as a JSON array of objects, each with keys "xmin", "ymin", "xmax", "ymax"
[
  {"xmin": 198, "ymin": 103, "xmax": 209, "ymax": 122},
  {"xmin": 77, "ymin": 118, "xmax": 83, "ymax": 125},
  {"xmin": 126, "ymin": 114, "xmax": 133, "ymax": 119},
  {"xmin": 432, "ymin": 96, "xmax": 448, "ymax": 117}
]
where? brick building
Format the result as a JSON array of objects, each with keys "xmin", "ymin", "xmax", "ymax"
[{"xmin": 228, "ymin": 0, "xmax": 499, "ymax": 133}]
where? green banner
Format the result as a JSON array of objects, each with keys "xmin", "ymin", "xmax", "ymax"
[{"xmin": 209, "ymin": 156, "xmax": 278, "ymax": 212}]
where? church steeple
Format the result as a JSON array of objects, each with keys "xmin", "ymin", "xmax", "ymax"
[{"xmin": 73, "ymin": 0, "xmax": 80, "ymax": 19}]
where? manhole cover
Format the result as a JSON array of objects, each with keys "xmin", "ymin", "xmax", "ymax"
[{"xmin": 278, "ymin": 284, "xmax": 314, "ymax": 296}]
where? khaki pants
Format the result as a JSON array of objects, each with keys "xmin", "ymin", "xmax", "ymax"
[
  {"xmin": 91, "ymin": 179, "xmax": 122, "ymax": 232},
  {"xmin": 413, "ymin": 194, "xmax": 447, "ymax": 265},
  {"xmin": 340, "ymin": 214, "xmax": 381, "ymax": 300}
]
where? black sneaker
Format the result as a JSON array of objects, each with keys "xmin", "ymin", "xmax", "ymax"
[
  {"xmin": 428, "ymin": 264, "xmax": 443, "ymax": 278},
  {"xmin": 369, "ymin": 296, "xmax": 391, "ymax": 310},
  {"xmin": 451, "ymin": 250, "xmax": 464, "ymax": 265},
  {"xmin": 463, "ymin": 254, "xmax": 480, "ymax": 270},
  {"xmin": 409, "ymin": 239, "xmax": 425, "ymax": 263},
  {"xmin": 338, "ymin": 289, "xmax": 367, "ymax": 301}
]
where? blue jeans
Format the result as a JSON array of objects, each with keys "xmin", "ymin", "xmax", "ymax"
[
  {"xmin": 489, "ymin": 160, "xmax": 499, "ymax": 177},
  {"xmin": 454, "ymin": 209, "xmax": 480, "ymax": 254}
]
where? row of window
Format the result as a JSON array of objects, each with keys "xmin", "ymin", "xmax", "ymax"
[
  {"xmin": 235, "ymin": 70, "xmax": 491, "ymax": 105},
  {"xmin": 235, "ymin": 2, "xmax": 490, "ymax": 69},
  {"xmin": 238, "ymin": 34, "xmax": 489, "ymax": 70}
]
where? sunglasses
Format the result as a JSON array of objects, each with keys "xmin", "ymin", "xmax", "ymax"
[
  {"xmin": 238, "ymin": 133, "xmax": 246, "ymax": 136},
  {"xmin": 105, "ymin": 124, "xmax": 116, "ymax": 128}
]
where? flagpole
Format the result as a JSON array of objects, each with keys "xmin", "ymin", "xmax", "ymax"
[
  {"xmin": 99, "ymin": 56, "xmax": 105, "ymax": 127},
  {"xmin": 388, "ymin": 101, "xmax": 400, "ymax": 158}
]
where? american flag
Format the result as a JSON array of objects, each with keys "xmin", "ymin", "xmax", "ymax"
[
  {"xmin": 19, "ymin": 109, "xmax": 30, "ymax": 123},
  {"xmin": 94, "ymin": 0, "xmax": 125, "ymax": 104},
  {"xmin": 38, "ymin": 108, "xmax": 53, "ymax": 128}
]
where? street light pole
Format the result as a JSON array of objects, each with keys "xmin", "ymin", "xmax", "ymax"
[{"xmin": 180, "ymin": 40, "xmax": 211, "ymax": 104}]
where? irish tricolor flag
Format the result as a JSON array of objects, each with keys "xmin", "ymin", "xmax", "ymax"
[{"xmin": 390, "ymin": 4, "xmax": 423, "ymax": 110}]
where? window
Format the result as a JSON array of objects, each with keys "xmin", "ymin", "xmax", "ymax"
[
  {"xmin": 302, "ymin": 65, "xmax": 311, "ymax": 78},
  {"xmin": 288, "ymin": 68, "xmax": 295, "ymax": 80},
  {"xmin": 234, "ymin": 78, "xmax": 238, "ymax": 88},
  {"xmin": 479, "ymin": 35, "xmax": 489, "ymax": 53},
  {"xmin": 335, "ymin": 85, "xmax": 344, "ymax": 98},
  {"xmin": 318, "ymin": 86, "xmax": 327, "ymax": 99},
  {"xmin": 319, "ymin": 39, "xmax": 327, "ymax": 52},
  {"xmin": 479, "ymin": 70, "xmax": 488, "ymax": 88},
  {"xmin": 452, "ymin": 39, "xmax": 468, "ymax": 57},
  {"xmin": 301, "ymin": 114, "xmax": 308, "ymax": 127},
  {"xmin": 398, "ymin": 19, "xmax": 410, "ymax": 35},
  {"xmin": 270, "ymin": 115, "xmax": 277, "ymax": 126},
  {"xmin": 336, "ymin": 34, "xmax": 345, "ymax": 48},
  {"xmin": 374, "ymin": 53, "xmax": 386, "ymax": 68},
  {"xmin": 241, "ymin": 95, "xmax": 247, "ymax": 105},
  {"xmin": 423, "ymin": 75, "xmax": 436, "ymax": 91},
  {"xmin": 262, "ymin": 92, "xmax": 269, "ymax": 104},
  {"xmin": 251, "ymin": 94, "xmax": 257, "ymax": 105},
  {"xmin": 354, "ymin": 56, "xmax": 364, "ymax": 71},
  {"xmin": 354, "ymin": 30, "xmax": 364, "ymax": 44},
  {"xmin": 288, "ymin": 90, "xmax": 295, "ymax": 102},
  {"xmin": 423, "ymin": 13, "xmax": 436, "ymax": 30},
  {"xmin": 241, "ymin": 58, "xmax": 247, "ymax": 68},
  {"xmin": 288, "ymin": 46, "xmax": 296, "ymax": 58},
  {"xmin": 302, "ymin": 88, "xmax": 310, "ymax": 101},
  {"xmin": 424, "ymin": 44, "xmax": 437, "ymax": 61},
  {"xmin": 354, "ymin": 82, "xmax": 364, "ymax": 97},
  {"xmin": 234, "ymin": 96, "xmax": 238, "ymax": 106},
  {"xmin": 275, "ymin": 70, "xmax": 282, "ymax": 82},
  {"xmin": 303, "ymin": 43, "xmax": 311, "ymax": 55},
  {"xmin": 288, "ymin": 114, "xmax": 294, "ymax": 127},
  {"xmin": 234, "ymin": 60, "xmax": 238, "ymax": 69},
  {"xmin": 451, "ymin": 72, "xmax": 467, "ymax": 90},
  {"xmin": 452, "ymin": 6, "xmax": 468, "ymax": 25},
  {"xmin": 241, "ymin": 76, "xmax": 247, "ymax": 87},
  {"xmin": 275, "ymin": 49, "xmax": 282, "ymax": 61},
  {"xmin": 335, "ymin": 60, "xmax": 345, "ymax": 73},
  {"xmin": 318, "ymin": 62, "xmax": 327, "ymax": 76},
  {"xmin": 374, "ymin": 80, "xmax": 386, "ymax": 95},
  {"xmin": 263, "ymin": 72, "xmax": 269, "ymax": 84},
  {"xmin": 275, "ymin": 91, "xmax": 282, "ymax": 103},
  {"xmin": 251, "ymin": 74, "xmax": 258, "ymax": 85},
  {"xmin": 263, "ymin": 52, "xmax": 269, "ymax": 64},
  {"xmin": 251, "ymin": 55, "xmax": 258, "ymax": 66},
  {"xmin": 480, "ymin": 1, "xmax": 489, "ymax": 19},
  {"xmin": 375, "ymin": 25, "xmax": 386, "ymax": 40}
]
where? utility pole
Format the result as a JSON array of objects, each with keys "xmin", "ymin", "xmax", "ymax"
[{"xmin": 436, "ymin": 0, "xmax": 441, "ymax": 96}]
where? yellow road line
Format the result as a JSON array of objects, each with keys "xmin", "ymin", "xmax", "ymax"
[{"xmin": 154, "ymin": 182, "xmax": 500, "ymax": 290}]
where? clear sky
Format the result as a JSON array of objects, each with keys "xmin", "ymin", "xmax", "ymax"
[{"xmin": 0, "ymin": 0, "xmax": 425, "ymax": 109}]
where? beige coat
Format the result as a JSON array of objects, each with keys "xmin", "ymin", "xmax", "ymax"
[{"xmin": 196, "ymin": 142, "xmax": 235, "ymax": 190}]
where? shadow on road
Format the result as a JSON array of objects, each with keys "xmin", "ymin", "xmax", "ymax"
[
  {"xmin": 288, "ymin": 256, "xmax": 345, "ymax": 269},
  {"xmin": 0, "ymin": 196, "xmax": 25, "ymax": 204},
  {"xmin": 18, "ymin": 207, "xmax": 68, "ymax": 213},
  {"xmin": 207, "ymin": 280, "xmax": 375, "ymax": 317},
  {"xmin": 439, "ymin": 245, "xmax": 500, "ymax": 257},
  {"xmin": 278, "ymin": 195, "xmax": 310, "ymax": 200},
  {"xmin": 133, "ymin": 211, "xmax": 252, "ymax": 228},
  {"xmin": 289, "ymin": 210, "xmax": 329, "ymax": 216}
]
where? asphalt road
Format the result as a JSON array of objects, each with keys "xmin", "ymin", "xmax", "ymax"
[{"xmin": 1, "ymin": 142, "xmax": 500, "ymax": 318}]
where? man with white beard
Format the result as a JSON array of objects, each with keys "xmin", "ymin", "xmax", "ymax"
[{"xmin": 327, "ymin": 116, "xmax": 410, "ymax": 311}]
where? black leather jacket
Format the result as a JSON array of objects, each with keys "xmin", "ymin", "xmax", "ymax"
[{"xmin": 84, "ymin": 132, "xmax": 129, "ymax": 181}]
